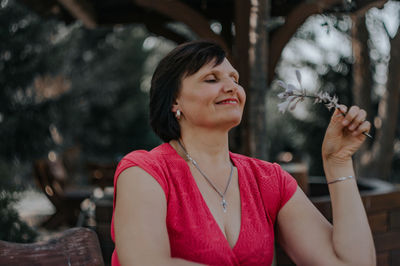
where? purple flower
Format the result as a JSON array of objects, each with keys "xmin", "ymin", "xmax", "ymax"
[
  {"xmin": 276, "ymin": 70, "xmax": 373, "ymax": 139},
  {"xmin": 276, "ymin": 75, "xmax": 304, "ymax": 114},
  {"xmin": 277, "ymin": 96, "xmax": 295, "ymax": 113},
  {"xmin": 277, "ymin": 70, "xmax": 339, "ymax": 113}
]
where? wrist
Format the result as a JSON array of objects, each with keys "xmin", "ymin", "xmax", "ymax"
[
  {"xmin": 327, "ymin": 175, "xmax": 354, "ymax": 185},
  {"xmin": 322, "ymin": 153, "xmax": 353, "ymax": 167},
  {"xmin": 322, "ymin": 155, "xmax": 353, "ymax": 168},
  {"xmin": 323, "ymin": 159, "xmax": 354, "ymax": 182}
]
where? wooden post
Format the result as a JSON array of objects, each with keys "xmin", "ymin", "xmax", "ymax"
[
  {"xmin": 232, "ymin": 0, "xmax": 251, "ymax": 155},
  {"xmin": 247, "ymin": 0, "xmax": 270, "ymax": 159}
]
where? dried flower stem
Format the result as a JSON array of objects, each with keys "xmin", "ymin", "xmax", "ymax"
[
  {"xmin": 299, "ymin": 93, "xmax": 372, "ymax": 139},
  {"xmin": 277, "ymin": 70, "xmax": 372, "ymax": 139}
]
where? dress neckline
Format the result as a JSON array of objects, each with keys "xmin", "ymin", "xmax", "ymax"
[{"xmin": 164, "ymin": 142, "xmax": 245, "ymax": 251}]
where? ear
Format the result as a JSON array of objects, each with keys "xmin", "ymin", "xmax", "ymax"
[{"xmin": 171, "ymin": 100, "xmax": 179, "ymax": 113}]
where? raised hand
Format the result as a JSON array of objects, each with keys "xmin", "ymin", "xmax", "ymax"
[{"xmin": 321, "ymin": 105, "xmax": 371, "ymax": 164}]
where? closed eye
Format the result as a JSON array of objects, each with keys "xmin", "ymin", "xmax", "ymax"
[
  {"xmin": 231, "ymin": 74, "xmax": 239, "ymax": 84},
  {"xmin": 204, "ymin": 74, "xmax": 218, "ymax": 83}
]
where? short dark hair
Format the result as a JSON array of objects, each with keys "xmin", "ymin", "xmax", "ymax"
[{"xmin": 149, "ymin": 40, "xmax": 226, "ymax": 142}]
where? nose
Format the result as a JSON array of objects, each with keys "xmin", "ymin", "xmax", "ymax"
[{"xmin": 223, "ymin": 78, "xmax": 239, "ymax": 93}]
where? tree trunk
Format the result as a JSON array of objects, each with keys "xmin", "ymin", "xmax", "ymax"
[
  {"xmin": 358, "ymin": 30, "xmax": 400, "ymax": 179},
  {"xmin": 351, "ymin": 14, "xmax": 373, "ymax": 119},
  {"xmin": 247, "ymin": 0, "xmax": 270, "ymax": 159},
  {"xmin": 351, "ymin": 14, "xmax": 374, "ymax": 174},
  {"xmin": 231, "ymin": 0, "xmax": 251, "ymax": 155}
]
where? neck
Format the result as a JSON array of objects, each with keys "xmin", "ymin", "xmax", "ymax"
[{"xmin": 171, "ymin": 126, "xmax": 231, "ymax": 166}]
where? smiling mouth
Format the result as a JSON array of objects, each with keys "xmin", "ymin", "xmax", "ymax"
[{"xmin": 216, "ymin": 99, "xmax": 238, "ymax": 104}]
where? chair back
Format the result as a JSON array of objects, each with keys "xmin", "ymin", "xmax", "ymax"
[
  {"xmin": 86, "ymin": 162, "xmax": 116, "ymax": 189},
  {"xmin": 33, "ymin": 159, "xmax": 70, "ymax": 206},
  {"xmin": 0, "ymin": 227, "xmax": 104, "ymax": 266}
]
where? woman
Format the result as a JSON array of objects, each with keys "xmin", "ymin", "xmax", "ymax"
[{"xmin": 112, "ymin": 41, "xmax": 375, "ymax": 265}]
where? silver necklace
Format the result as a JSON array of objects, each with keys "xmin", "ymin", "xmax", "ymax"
[{"xmin": 177, "ymin": 140, "xmax": 233, "ymax": 213}]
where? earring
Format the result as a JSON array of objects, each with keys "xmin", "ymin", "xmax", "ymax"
[{"xmin": 175, "ymin": 110, "xmax": 181, "ymax": 119}]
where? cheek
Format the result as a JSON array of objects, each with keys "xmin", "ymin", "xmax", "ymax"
[
  {"xmin": 239, "ymin": 87, "xmax": 246, "ymax": 105},
  {"xmin": 193, "ymin": 89, "xmax": 218, "ymax": 105},
  {"xmin": 180, "ymin": 92, "xmax": 211, "ymax": 113}
]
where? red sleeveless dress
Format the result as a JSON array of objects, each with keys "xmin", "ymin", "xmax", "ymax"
[{"xmin": 111, "ymin": 143, "xmax": 297, "ymax": 265}]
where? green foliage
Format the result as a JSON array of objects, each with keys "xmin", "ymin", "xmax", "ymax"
[
  {"xmin": 0, "ymin": 191, "xmax": 37, "ymax": 243},
  {"xmin": 0, "ymin": 0, "xmax": 58, "ymax": 161},
  {"xmin": 42, "ymin": 25, "xmax": 162, "ymax": 161},
  {"xmin": 1, "ymin": 0, "xmax": 161, "ymax": 167},
  {"xmin": 1, "ymin": 1, "xmax": 163, "ymax": 235}
]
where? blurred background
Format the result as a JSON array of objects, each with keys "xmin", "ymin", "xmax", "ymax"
[{"xmin": 1, "ymin": 0, "xmax": 400, "ymax": 265}]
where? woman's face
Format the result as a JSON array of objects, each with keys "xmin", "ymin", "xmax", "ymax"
[{"xmin": 172, "ymin": 58, "xmax": 246, "ymax": 131}]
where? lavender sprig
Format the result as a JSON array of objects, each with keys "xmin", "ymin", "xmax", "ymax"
[
  {"xmin": 277, "ymin": 70, "xmax": 339, "ymax": 113},
  {"xmin": 277, "ymin": 70, "xmax": 372, "ymax": 139}
]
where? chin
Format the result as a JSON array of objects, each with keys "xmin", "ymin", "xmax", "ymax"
[
  {"xmin": 220, "ymin": 114, "xmax": 243, "ymax": 129},
  {"xmin": 231, "ymin": 117, "xmax": 242, "ymax": 128}
]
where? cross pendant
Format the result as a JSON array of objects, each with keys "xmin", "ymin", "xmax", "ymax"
[{"xmin": 222, "ymin": 198, "xmax": 227, "ymax": 213}]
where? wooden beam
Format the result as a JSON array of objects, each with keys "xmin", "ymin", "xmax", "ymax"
[
  {"xmin": 268, "ymin": 0, "xmax": 389, "ymax": 83},
  {"xmin": 132, "ymin": 0, "xmax": 230, "ymax": 54},
  {"xmin": 145, "ymin": 23, "xmax": 189, "ymax": 44},
  {"xmin": 97, "ymin": 9, "xmax": 171, "ymax": 25},
  {"xmin": 100, "ymin": 9, "xmax": 189, "ymax": 44},
  {"xmin": 352, "ymin": 0, "xmax": 388, "ymax": 14},
  {"xmin": 57, "ymin": 0, "xmax": 97, "ymax": 29},
  {"xmin": 268, "ymin": 0, "xmax": 341, "ymax": 83}
]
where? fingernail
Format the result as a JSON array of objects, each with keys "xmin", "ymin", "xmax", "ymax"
[
  {"xmin": 342, "ymin": 120, "xmax": 349, "ymax": 126},
  {"xmin": 349, "ymin": 125, "xmax": 355, "ymax": 131}
]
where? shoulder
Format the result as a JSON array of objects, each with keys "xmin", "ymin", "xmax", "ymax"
[
  {"xmin": 121, "ymin": 143, "xmax": 170, "ymax": 164},
  {"xmin": 117, "ymin": 143, "xmax": 171, "ymax": 172},
  {"xmin": 114, "ymin": 143, "xmax": 173, "ymax": 194}
]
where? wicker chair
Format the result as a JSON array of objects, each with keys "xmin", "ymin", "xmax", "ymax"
[{"xmin": 0, "ymin": 227, "xmax": 104, "ymax": 266}]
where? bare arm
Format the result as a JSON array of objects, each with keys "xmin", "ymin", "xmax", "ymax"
[
  {"xmin": 277, "ymin": 106, "xmax": 375, "ymax": 266},
  {"xmin": 114, "ymin": 166, "xmax": 205, "ymax": 265}
]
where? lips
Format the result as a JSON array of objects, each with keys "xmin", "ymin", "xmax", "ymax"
[{"xmin": 216, "ymin": 98, "xmax": 239, "ymax": 104}]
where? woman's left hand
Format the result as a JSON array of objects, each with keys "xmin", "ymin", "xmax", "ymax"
[{"xmin": 321, "ymin": 105, "xmax": 371, "ymax": 164}]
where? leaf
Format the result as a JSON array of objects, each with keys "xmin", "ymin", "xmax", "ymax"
[
  {"xmin": 287, "ymin": 84, "xmax": 297, "ymax": 93},
  {"xmin": 277, "ymin": 80, "xmax": 287, "ymax": 90},
  {"xmin": 295, "ymin": 70, "xmax": 302, "ymax": 84},
  {"xmin": 278, "ymin": 101, "xmax": 289, "ymax": 114},
  {"xmin": 277, "ymin": 92, "xmax": 287, "ymax": 99},
  {"xmin": 277, "ymin": 96, "xmax": 296, "ymax": 113},
  {"xmin": 289, "ymin": 97, "xmax": 302, "ymax": 111},
  {"xmin": 325, "ymin": 102, "xmax": 335, "ymax": 111}
]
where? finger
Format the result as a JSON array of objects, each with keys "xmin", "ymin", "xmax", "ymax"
[
  {"xmin": 331, "ymin": 105, "xmax": 347, "ymax": 122},
  {"xmin": 348, "ymin": 109, "xmax": 367, "ymax": 131},
  {"xmin": 352, "ymin": 121, "xmax": 371, "ymax": 136},
  {"xmin": 342, "ymin": 106, "xmax": 359, "ymax": 126},
  {"xmin": 338, "ymin": 104, "xmax": 348, "ymax": 114},
  {"xmin": 327, "ymin": 105, "xmax": 348, "ymax": 137}
]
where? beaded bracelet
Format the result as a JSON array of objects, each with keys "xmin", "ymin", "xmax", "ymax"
[{"xmin": 327, "ymin": 175, "xmax": 354, "ymax": 185}]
